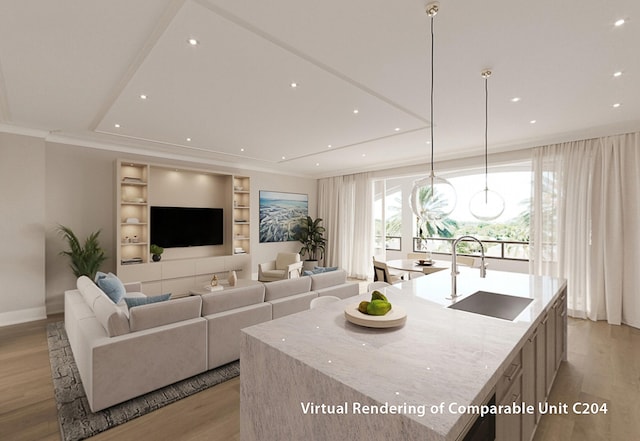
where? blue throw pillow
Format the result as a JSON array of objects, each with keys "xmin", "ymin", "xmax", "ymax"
[
  {"xmin": 124, "ymin": 293, "xmax": 171, "ymax": 309},
  {"xmin": 94, "ymin": 271, "xmax": 108, "ymax": 283},
  {"xmin": 302, "ymin": 270, "xmax": 314, "ymax": 276},
  {"xmin": 313, "ymin": 266, "xmax": 338, "ymax": 273},
  {"xmin": 96, "ymin": 273, "xmax": 126, "ymax": 304}
]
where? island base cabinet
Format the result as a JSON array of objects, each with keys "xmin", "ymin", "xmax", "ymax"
[{"xmin": 495, "ymin": 370, "xmax": 523, "ymax": 441}]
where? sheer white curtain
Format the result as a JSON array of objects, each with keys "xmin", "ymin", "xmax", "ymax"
[
  {"xmin": 530, "ymin": 132, "xmax": 640, "ymax": 327},
  {"xmin": 318, "ymin": 172, "xmax": 372, "ymax": 280}
]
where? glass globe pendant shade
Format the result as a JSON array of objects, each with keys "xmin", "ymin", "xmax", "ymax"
[
  {"xmin": 469, "ymin": 188, "xmax": 505, "ymax": 221},
  {"xmin": 410, "ymin": 173, "xmax": 457, "ymax": 221}
]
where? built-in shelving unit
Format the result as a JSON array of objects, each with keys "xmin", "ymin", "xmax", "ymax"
[
  {"xmin": 117, "ymin": 161, "xmax": 149, "ymax": 265},
  {"xmin": 115, "ymin": 160, "xmax": 252, "ymax": 295},
  {"xmin": 233, "ymin": 175, "xmax": 251, "ymax": 255}
]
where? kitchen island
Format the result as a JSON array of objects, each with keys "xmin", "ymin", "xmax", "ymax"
[{"xmin": 240, "ymin": 268, "xmax": 567, "ymax": 441}]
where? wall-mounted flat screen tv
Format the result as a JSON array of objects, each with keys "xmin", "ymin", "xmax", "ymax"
[{"xmin": 150, "ymin": 206, "xmax": 223, "ymax": 248}]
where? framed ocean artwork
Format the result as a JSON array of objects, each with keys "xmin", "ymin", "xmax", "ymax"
[{"xmin": 259, "ymin": 191, "xmax": 308, "ymax": 243}]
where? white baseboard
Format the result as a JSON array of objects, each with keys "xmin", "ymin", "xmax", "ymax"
[{"xmin": 0, "ymin": 306, "xmax": 47, "ymax": 327}]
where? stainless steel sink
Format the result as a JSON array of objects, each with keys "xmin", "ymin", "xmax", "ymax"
[{"xmin": 447, "ymin": 290, "xmax": 533, "ymax": 321}]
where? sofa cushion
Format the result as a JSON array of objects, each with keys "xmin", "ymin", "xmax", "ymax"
[
  {"xmin": 264, "ymin": 277, "xmax": 312, "ymax": 301},
  {"xmin": 96, "ymin": 273, "xmax": 127, "ymax": 303},
  {"xmin": 315, "ymin": 283, "xmax": 359, "ymax": 300},
  {"xmin": 129, "ymin": 296, "xmax": 202, "ymax": 332},
  {"xmin": 201, "ymin": 284, "xmax": 265, "ymax": 315},
  {"xmin": 77, "ymin": 275, "xmax": 104, "ymax": 309},
  {"xmin": 260, "ymin": 269, "xmax": 287, "ymax": 279},
  {"xmin": 309, "ymin": 269, "xmax": 348, "ymax": 291},
  {"xmin": 92, "ymin": 295, "xmax": 130, "ymax": 337},
  {"xmin": 269, "ymin": 292, "xmax": 318, "ymax": 319},
  {"xmin": 124, "ymin": 293, "xmax": 171, "ymax": 309}
]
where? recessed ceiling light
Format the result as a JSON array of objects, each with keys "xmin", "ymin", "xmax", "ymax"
[
  {"xmin": 511, "ymin": 97, "xmax": 521, "ymax": 102},
  {"xmin": 327, "ymin": 144, "xmax": 332, "ymax": 148},
  {"xmin": 361, "ymin": 153, "xmax": 366, "ymax": 157},
  {"xmin": 613, "ymin": 71, "xmax": 623, "ymax": 77},
  {"xmin": 353, "ymin": 109, "xmax": 359, "ymax": 114},
  {"xmin": 240, "ymin": 148, "xmax": 245, "ymax": 152},
  {"xmin": 615, "ymin": 18, "xmax": 625, "ymax": 27},
  {"xmin": 139, "ymin": 94, "xmax": 147, "ymax": 100},
  {"xmin": 187, "ymin": 38, "xmax": 199, "ymax": 45},
  {"xmin": 290, "ymin": 82, "xmax": 298, "ymax": 88},
  {"xmin": 613, "ymin": 103, "xmax": 621, "ymax": 108},
  {"xmin": 114, "ymin": 123, "xmax": 121, "ymax": 128},
  {"xmin": 395, "ymin": 128, "xmax": 401, "ymax": 132},
  {"xmin": 426, "ymin": 141, "xmax": 431, "ymax": 145},
  {"xmin": 186, "ymin": 137, "xmax": 191, "ymax": 142},
  {"xmin": 315, "ymin": 163, "xmax": 320, "ymax": 166},
  {"xmin": 530, "ymin": 120, "xmax": 537, "ymax": 124},
  {"xmin": 281, "ymin": 156, "xmax": 286, "ymax": 160}
]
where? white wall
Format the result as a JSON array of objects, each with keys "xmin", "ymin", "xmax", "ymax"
[
  {"xmin": 0, "ymin": 133, "xmax": 46, "ymax": 325},
  {"xmin": 45, "ymin": 143, "xmax": 118, "ymax": 315}
]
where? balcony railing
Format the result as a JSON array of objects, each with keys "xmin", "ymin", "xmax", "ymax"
[
  {"xmin": 377, "ymin": 235, "xmax": 529, "ymax": 261},
  {"xmin": 414, "ymin": 236, "xmax": 529, "ymax": 261}
]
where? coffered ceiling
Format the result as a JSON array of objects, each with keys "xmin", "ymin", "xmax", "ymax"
[{"xmin": 0, "ymin": 0, "xmax": 638, "ymax": 177}]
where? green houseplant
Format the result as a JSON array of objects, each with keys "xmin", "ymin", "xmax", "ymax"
[
  {"xmin": 150, "ymin": 244, "xmax": 164, "ymax": 262},
  {"xmin": 57, "ymin": 225, "xmax": 107, "ymax": 280},
  {"xmin": 294, "ymin": 216, "xmax": 326, "ymax": 269}
]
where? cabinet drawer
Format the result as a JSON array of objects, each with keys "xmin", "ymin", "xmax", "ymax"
[
  {"xmin": 496, "ymin": 370, "xmax": 523, "ymax": 441},
  {"xmin": 162, "ymin": 259, "xmax": 196, "ymax": 279},
  {"xmin": 118, "ymin": 263, "xmax": 162, "ymax": 283},
  {"xmin": 496, "ymin": 351, "xmax": 522, "ymax": 402}
]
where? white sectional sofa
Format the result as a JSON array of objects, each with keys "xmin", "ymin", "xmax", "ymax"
[{"xmin": 64, "ymin": 269, "xmax": 358, "ymax": 412}]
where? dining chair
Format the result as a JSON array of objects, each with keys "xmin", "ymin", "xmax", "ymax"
[{"xmin": 372, "ymin": 258, "xmax": 407, "ymax": 284}]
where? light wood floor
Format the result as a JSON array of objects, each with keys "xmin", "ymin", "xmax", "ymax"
[{"xmin": 1, "ymin": 315, "xmax": 638, "ymax": 441}]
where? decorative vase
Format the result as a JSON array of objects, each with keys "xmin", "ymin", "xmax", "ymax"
[
  {"xmin": 152, "ymin": 254, "xmax": 161, "ymax": 262},
  {"xmin": 228, "ymin": 270, "xmax": 237, "ymax": 287},
  {"xmin": 210, "ymin": 274, "xmax": 218, "ymax": 287}
]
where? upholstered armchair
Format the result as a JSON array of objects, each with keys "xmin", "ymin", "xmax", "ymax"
[{"xmin": 258, "ymin": 252, "xmax": 303, "ymax": 282}]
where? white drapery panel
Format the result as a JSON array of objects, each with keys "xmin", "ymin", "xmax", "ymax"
[
  {"xmin": 318, "ymin": 173, "xmax": 372, "ymax": 280},
  {"xmin": 530, "ymin": 132, "xmax": 640, "ymax": 327}
]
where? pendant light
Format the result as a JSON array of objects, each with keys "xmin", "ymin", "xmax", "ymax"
[
  {"xmin": 469, "ymin": 69, "xmax": 505, "ymax": 221},
  {"xmin": 410, "ymin": 2, "xmax": 456, "ymax": 222}
]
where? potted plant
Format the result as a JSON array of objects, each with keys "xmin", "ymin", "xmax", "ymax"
[
  {"xmin": 150, "ymin": 244, "xmax": 164, "ymax": 262},
  {"xmin": 57, "ymin": 225, "xmax": 107, "ymax": 280},
  {"xmin": 294, "ymin": 216, "xmax": 327, "ymax": 271}
]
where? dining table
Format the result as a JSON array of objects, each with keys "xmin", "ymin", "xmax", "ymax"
[{"xmin": 386, "ymin": 258, "xmax": 450, "ymax": 276}]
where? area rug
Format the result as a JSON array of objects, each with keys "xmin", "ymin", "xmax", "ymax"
[{"xmin": 46, "ymin": 322, "xmax": 240, "ymax": 441}]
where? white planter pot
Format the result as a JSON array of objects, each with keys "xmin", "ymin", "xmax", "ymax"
[{"xmin": 303, "ymin": 260, "xmax": 318, "ymax": 271}]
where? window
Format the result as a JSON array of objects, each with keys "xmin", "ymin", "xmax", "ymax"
[
  {"xmin": 373, "ymin": 181, "xmax": 403, "ymax": 253},
  {"xmin": 376, "ymin": 162, "xmax": 531, "ymax": 260},
  {"xmin": 416, "ymin": 171, "xmax": 531, "ymax": 259}
]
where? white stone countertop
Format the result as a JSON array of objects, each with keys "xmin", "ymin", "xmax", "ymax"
[{"xmin": 242, "ymin": 268, "xmax": 567, "ymax": 440}]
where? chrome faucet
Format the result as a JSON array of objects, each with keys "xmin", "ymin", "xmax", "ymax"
[{"xmin": 449, "ymin": 235, "xmax": 487, "ymax": 299}]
